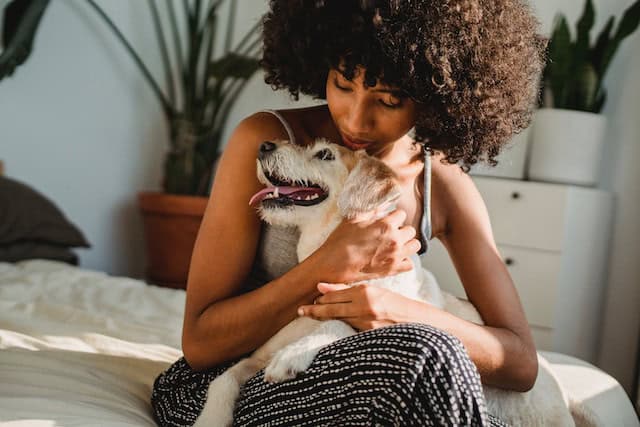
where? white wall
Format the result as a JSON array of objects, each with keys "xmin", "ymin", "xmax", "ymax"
[
  {"xmin": 1, "ymin": 1, "xmax": 168, "ymax": 277},
  {"xmin": 1, "ymin": 0, "xmax": 638, "ymax": 395}
]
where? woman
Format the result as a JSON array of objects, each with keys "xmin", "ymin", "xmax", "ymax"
[{"xmin": 152, "ymin": 0, "xmax": 546, "ymax": 425}]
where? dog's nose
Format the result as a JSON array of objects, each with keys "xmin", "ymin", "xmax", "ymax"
[{"xmin": 258, "ymin": 141, "xmax": 277, "ymax": 159}]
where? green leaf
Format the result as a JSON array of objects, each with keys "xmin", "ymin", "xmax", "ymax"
[
  {"xmin": 208, "ymin": 53, "xmax": 260, "ymax": 80},
  {"xmin": 599, "ymin": 0, "xmax": 640, "ymax": 81},
  {"xmin": 0, "ymin": 0, "xmax": 50, "ymax": 80},
  {"xmin": 573, "ymin": 62, "xmax": 599, "ymax": 111},
  {"xmin": 569, "ymin": 0, "xmax": 595, "ymax": 110},
  {"xmin": 591, "ymin": 16, "xmax": 614, "ymax": 77},
  {"xmin": 613, "ymin": 0, "xmax": 640, "ymax": 42},
  {"xmin": 547, "ymin": 15, "xmax": 572, "ymax": 108},
  {"xmin": 574, "ymin": 0, "xmax": 595, "ymax": 63}
]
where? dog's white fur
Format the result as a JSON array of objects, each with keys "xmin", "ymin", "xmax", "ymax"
[{"xmin": 194, "ymin": 139, "xmax": 573, "ymax": 427}]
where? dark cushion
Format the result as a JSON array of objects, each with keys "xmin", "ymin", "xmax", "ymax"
[
  {"xmin": 0, "ymin": 176, "xmax": 90, "ymax": 247},
  {"xmin": 0, "ymin": 241, "xmax": 79, "ymax": 265}
]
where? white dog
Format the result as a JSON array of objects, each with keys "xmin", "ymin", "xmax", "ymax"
[{"xmin": 194, "ymin": 139, "xmax": 482, "ymax": 426}]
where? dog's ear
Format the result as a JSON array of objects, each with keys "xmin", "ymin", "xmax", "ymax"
[{"xmin": 337, "ymin": 152, "xmax": 401, "ymax": 220}]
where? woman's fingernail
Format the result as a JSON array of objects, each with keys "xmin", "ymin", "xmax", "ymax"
[{"xmin": 297, "ymin": 307, "xmax": 305, "ymax": 316}]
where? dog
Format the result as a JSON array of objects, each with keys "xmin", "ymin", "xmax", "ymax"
[{"xmin": 193, "ymin": 138, "xmax": 482, "ymax": 426}]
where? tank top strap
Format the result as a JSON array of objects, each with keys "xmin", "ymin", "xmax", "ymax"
[
  {"xmin": 419, "ymin": 152, "xmax": 433, "ymax": 254},
  {"xmin": 259, "ymin": 109, "xmax": 297, "ymax": 145}
]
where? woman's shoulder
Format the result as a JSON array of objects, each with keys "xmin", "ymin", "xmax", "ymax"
[
  {"xmin": 430, "ymin": 152, "xmax": 485, "ymax": 237},
  {"xmin": 246, "ymin": 105, "xmax": 331, "ymax": 146},
  {"xmin": 224, "ymin": 105, "xmax": 332, "ymax": 162},
  {"xmin": 430, "ymin": 152, "xmax": 474, "ymax": 192}
]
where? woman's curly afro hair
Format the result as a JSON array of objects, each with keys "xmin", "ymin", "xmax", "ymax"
[{"xmin": 261, "ymin": 0, "xmax": 547, "ymax": 169}]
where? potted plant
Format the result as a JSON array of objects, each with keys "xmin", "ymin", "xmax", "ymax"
[
  {"xmin": 528, "ymin": 0, "xmax": 640, "ymax": 186},
  {"xmin": 1, "ymin": 0, "xmax": 261, "ymax": 287}
]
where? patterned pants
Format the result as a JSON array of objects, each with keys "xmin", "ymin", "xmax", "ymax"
[{"xmin": 151, "ymin": 323, "xmax": 509, "ymax": 426}]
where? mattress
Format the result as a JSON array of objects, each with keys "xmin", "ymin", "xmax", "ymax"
[{"xmin": 0, "ymin": 260, "xmax": 183, "ymax": 426}]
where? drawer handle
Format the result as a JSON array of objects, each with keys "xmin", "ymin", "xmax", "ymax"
[
  {"xmin": 504, "ymin": 257, "xmax": 515, "ymax": 266},
  {"xmin": 511, "ymin": 191, "xmax": 521, "ymax": 200}
]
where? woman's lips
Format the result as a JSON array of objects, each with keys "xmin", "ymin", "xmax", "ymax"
[{"xmin": 341, "ymin": 134, "xmax": 373, "ymax": 150}]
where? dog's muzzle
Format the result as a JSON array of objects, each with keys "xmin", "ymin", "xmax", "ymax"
[
  {"xmin": 249, "ymin": 173, "xmax": 328, "ymax": 207},
  {"xmin": 249, "ymin": 142, "xmax": 329, "ymax": 208}
]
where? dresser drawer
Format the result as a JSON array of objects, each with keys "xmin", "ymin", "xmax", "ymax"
[
  {"xmin": 499, "ymin": 245, "xmax": 561, "ymax": 329},
  {"xmin": 422, "ymin": 241, "xmax": 561, "ymax": 329},
  {"xmin": 473, "ymin": 178, "xmax": 568, "ymax": 252}
]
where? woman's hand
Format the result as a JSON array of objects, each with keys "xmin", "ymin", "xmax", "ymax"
[
  {"xmin": 297, "ymin": 282, "xmax": 420, "ymax": 331},
  {"xmin": 313, "ymin": 209, "xmax": 422, "ymax": 284}
]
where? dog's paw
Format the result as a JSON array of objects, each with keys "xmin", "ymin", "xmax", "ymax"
[
  {"xmin": 193, "ymin": 372, "xmax": 239, "ymax": 427},
  {"xmin": 264, "ymin": 346, "xmax": 318, "ymax": 383}
]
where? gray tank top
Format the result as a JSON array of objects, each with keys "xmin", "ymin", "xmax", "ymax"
[{"xmin": 243, "ymin": 110, "xmax": 433, "ymax": 292}]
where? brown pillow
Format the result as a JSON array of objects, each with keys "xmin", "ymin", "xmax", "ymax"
[
  {"xmin": 0, "ymin": 176, "xmax": 90, "ymax": 247},
  {"xmin": 0, "ymin": 241, "xmax": 79, "ymax": 265}
]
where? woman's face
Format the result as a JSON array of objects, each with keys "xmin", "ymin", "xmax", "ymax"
[{"xmin": 326, "ymin": 67, "xmax": 416, "ymax": 154}]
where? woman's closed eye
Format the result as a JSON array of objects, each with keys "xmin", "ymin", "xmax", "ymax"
[
  {"xmin": 379, "ymin": 96, "xmax": 403, "ymax": 109},
  {"xmin": 333, "ymin": 77, "xmax": 352, "ymax": 92},
  {"xmin": 334, "ymin": 77, "xmax": 404, "ymax": 110}
]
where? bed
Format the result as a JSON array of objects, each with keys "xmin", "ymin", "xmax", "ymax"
[
  {"xmin": 0, "ymin": 260, "xmax": 180, "ymax": 426},
  {"xmin": 0, "ymin": 260, "xmax": 638, "ymax": 426}
]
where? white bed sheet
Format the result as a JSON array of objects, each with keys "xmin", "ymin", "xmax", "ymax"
[
  {"xmin": 0, "ymin": 260, "xmax": 184, "ymax": 426},
  {"xmin": 1, "ymin": 260, "xmax": 637, "ymax": 427}
]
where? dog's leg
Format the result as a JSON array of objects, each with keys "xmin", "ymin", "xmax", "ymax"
[
  {"xmin": 194, "ymin": 316, "xmax": 321, "ymax": 427},
  {"xmin": 194, "ymin": 357, "xmax": 264, "ymax": 427},
  {"xmin": 264, "ymin": 319, "xmax": 356, "ymax": 383}
]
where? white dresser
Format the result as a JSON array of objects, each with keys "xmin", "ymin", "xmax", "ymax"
[{"xmin": 421, "ymin": 176, "xmax": 614, "ymax": 364}]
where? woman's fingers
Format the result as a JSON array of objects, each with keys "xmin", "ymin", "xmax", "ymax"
[
  {"xmin": 397, "ymin": 224, "xmax": 417, "ymax": 241},
  {"xmin": 317, "ymin": 282, "xmax": 350, "ymax": 295},
  {"xmin": 397, "ymin": 225, "xmax": 420, "ymax": 257},
  {"xmin": 385, "ymin": 208, "xmax": 407, "ymax": 228},
  {"xmin": 396, "ymin": 256, "xmax": 415, "ymax": 273},
  {"xmin": 298, "ymin": 301, "xmax": 355, "ymax": 319},
  {"xmin": 302, "ymin": 283, "xmax": 367, "ymax": 317},
  {"xmin": 402, "ymin": 237, "xmax": 422, "ymax": 257},
  {"xmin": 315, "ymin": 283, "xmax": 357, "ymax": 303}
]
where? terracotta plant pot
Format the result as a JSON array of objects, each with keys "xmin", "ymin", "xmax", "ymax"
[{"xmin": 138, "ymin": 192, "xmax": 208, "ymax": 289}]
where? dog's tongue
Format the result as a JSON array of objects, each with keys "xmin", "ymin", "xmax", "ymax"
[{"xmin": 249, "ymin": 186, "xmax": 323, "ymax": 206}]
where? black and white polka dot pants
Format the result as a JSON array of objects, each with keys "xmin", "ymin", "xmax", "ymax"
[{"xmin": 151, "ymin": 323, "xmax": 509, "ymax": 426}]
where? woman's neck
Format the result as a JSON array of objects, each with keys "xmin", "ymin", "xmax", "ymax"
[{"xmin": 376, "ymin": 135, "xmax": 424, "ymax": 170}]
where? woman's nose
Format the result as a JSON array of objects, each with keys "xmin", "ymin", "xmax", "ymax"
[{"xmin": 344, "ymin": 100, "xmax": 373, "ymax": 135}]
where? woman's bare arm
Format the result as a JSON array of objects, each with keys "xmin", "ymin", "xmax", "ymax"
[
  {"xmin": 182, "ymin": 113, "xmax": 324, "ymax": 370},
  {"xmin": 431, "ymin": 162, "xmax": 538, "ymax": 390}
]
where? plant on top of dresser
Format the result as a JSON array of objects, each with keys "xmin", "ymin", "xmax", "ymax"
[
  {"xmin": 1, "ymin": 0, "xmax": 262, "ymax": 288},
  {"xmin": 528, "ymin": 0, "xmax": 640, "ymax": 186}
]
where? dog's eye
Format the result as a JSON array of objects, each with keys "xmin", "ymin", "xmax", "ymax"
[{"xmin": 314, "ymin": 148, "xmax": 335, "ymax": 161}]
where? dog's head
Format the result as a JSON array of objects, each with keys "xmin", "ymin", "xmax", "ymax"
[{"xmin": 249, "ymin": 138, "xmax": 400, "ymax": 227}]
